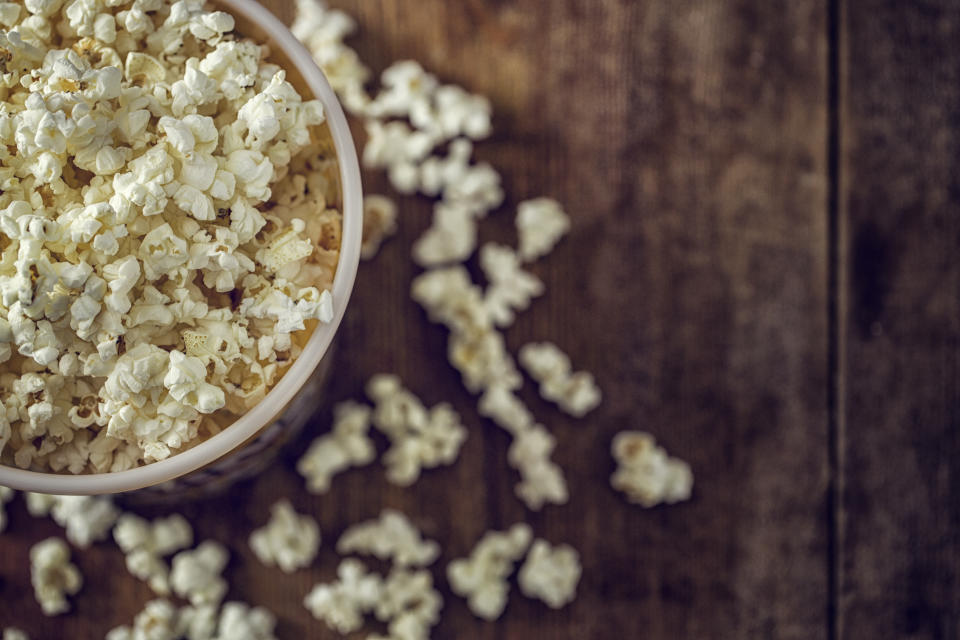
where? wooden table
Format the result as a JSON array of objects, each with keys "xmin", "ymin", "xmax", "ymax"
[{"xmin": 1, "ymin": 0, "xmax": 957, "ymax": 638}]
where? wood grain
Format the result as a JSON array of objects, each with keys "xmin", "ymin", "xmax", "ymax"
[
  {"xmin": 0, "ymin": 1, "xmax": 833, "ymax": 638},
  {"xmin": 838, "ymin": 1, "xmax": 960, "ymax": 638}
]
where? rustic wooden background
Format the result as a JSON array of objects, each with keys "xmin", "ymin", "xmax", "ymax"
[{"xmin": 1, "ymin": 0, "xmax": 957, "ymax": 638}]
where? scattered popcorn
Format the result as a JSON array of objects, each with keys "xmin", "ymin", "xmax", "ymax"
[
  {"xmin": 249, "ymin": 499, "xmax": 320, "ymax": 573},
  {"xmin": 25, "ymin": 493, "xmax": 118, "ymax": 548},
  {"xmin": 447, "ymin": 524, "xmax": 532, "ymax": 621},
  {"xmin": 114, "ymin": 513, "xmax": 194, "ymax": 595},
  {"xmin": 303, "ymin": 558, "xmax": 382, "ymax": 634},
  {"xmin": 366, "ymin": 374, "xmax": 468, "ymax": 486},
  {"xmin": 610, "ymin": 431, "xmax": 693, "ymax": 508},
  {"xmin": 0, "ymin": 0, "xmax": 343, "ymax": 474},
  {"xmin": 2, "ymin": 629, "xmax": 28, "ymax": 640},
  {"xmin": 106, "ymin": 600, "xmax": 277, "ymax": 640},
  {"xmin": 361, "ymin": 194, "xmax": 398, "ymax": 260},
  {"xmin": 517, "ymin": 539, "xmax": 581, "ymax": 609},
  {"xmin": 480, "ymin": 243, "xmax": 544, "ymax": 327},
  {"xmin": 297, "ymin": 401, "xmax": 376, "ymax": 494},
  {"xmin": 515, "ymin": 198, "xmax": 571, "ymax": 262},
  {"xmin": 170, "ymin": 541, "xmax": 230, "ymax": 608},
  {"xmin": 412, "ymin": 201, "xmax": 479, "ymax": 267},
  {"xmin": 518, "ymin": 342, "xmax": 601, "ymax": 418},
  {"xmin": 0, "ymin": 486, "xmax": 13, "ymax": 532},
  {"xmin": 29, "ymin": 537, "xmax": 82, "ymax": 616},
  {"xmin": 336, "ymin": 509, "xmax": 440, "ymax": 567},
  {"xmin": 507, "ymin": 425, "xmax": 569, "ymax": 510}
]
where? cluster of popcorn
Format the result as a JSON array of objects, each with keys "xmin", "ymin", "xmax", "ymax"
[
  {"xmin": 297, "ymin": 374, "xmax": 468, "ymax": 493},
  {"xmin": 304, "ymin": 510, "xmax": 443, "ymax": 640},
  {"xmin": 0, "ymin": 0, "xmax": 343, "ymax": 474},
  {"xmin": 446, "ymin": 524, "xmax": 582, "ymax": 620},
  {"xmin": 14, "ymin": 489, "xmax": 280, "ymax": 638},
  {"xmin": 114, "ymin": 512, "xmax": 194, "ymax": 594},
  {"xmin": 107, "ymin": 599, "xmax": 278, "ymax": 640}
]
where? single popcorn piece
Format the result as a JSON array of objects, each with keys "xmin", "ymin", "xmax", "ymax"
[
  {"xmin": 29, "ymin": 537, "xmax": 82, "ymax": 616},
  {"xmin": 366, "ymin": 374, "xmax": 468, "ymax": 486},
  {"xmin": 373, "ymin": 566, "xmax": 443, "ymax": 640},
  {"xmin": 303, "ymin": 558, "xmax": 383, "ymax": 634},
  {"xmin": 516, "ymin": 198, "xmax": 571, "ymax": 262},
  {"xmin": 610, "ymin": 431, "xmax": 694, "ymax": 507},
  {"xmin": 507, "ymin": 425, "xmax": 569, "ymax": 511},
  {"xmin": 518, "ymin": 342, "xmax": 602, "ymax": 418},
  {"xmin": 25, "ymin": 494, "xmax": 118, "ymax": 548},
  {"xmin": 2, "ymin": 629, "xmax": 29, "ymax": 640},
  {"xmin": 447, "ymin": 524, "xmax": 532, "ymax": 621},
  {"xmin": 170, "ymin": 541, "xmax": 230, "ymax": 607},
  {"xmin": 336, "ymin": 509, "xmax": 440, "ymax": 568},
  {"xmin": 0, "ymin": 486, "xmax": 13, "ymax": 533},
  {"xmin": 249, "ymin": 499, "xmax": 320, "ymax": 573},
  {"xmin": 480, "ymin": 243, "xmax": 544, "ymax": 327},
  {"xmin": 297, "ymin": 401, "xmax": 376, "ymax": 494},
  {"xmin": 517, "ymin": 539, "xmax": 582, "ymax": 609},
  {"xmin": 412, "ymin": 201, "xmax": 478, "ymax": 267},
  {"xmin": 361, "ymin": 194, "xmax": 398, "ymax": 260},
  {"xmin": 114, "ymin": 513, "xmax": 194, "ymax": 595}
]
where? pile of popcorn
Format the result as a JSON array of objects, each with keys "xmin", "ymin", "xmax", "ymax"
[{"xmin": 0, "ymin": 0, "xmax": 343, "ymax": 473}]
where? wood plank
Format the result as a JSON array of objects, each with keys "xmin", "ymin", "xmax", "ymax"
[
  {"xmin": 838, "ymin": 2, "xmax": 960, "ymax": 638},
  {"xmin": 0, "ymin": 1, "xmax": 831, "ymax": 637}
]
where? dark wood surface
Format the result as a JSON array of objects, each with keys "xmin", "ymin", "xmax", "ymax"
[
  {"xmin": 0, "ymin": 0, "xmax": 952, "ymax": 638},
  {"xmin": 838, "ymin": 1, "xmax": 960, "ymax": 639}
]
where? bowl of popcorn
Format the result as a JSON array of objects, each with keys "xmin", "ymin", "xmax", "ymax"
[{"xmin": 0, "ymin": 0, "xmax": 363, "ymax": 494}]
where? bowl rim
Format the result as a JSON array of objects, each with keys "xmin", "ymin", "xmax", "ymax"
[{"xmin": 0, "ymin": 0, "xmax": 363, "ymax": 494}]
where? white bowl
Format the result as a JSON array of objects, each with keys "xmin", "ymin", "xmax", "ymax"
[{"xmin": 0, "ymin": 0, "xmax": 363, "ymax": 495}]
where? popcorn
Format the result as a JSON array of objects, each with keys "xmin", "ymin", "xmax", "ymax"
[
  {"xmin": 366, "ymin": 374, "xmax": 468, "ymax": 486},
  {"xmin": 0, "ymin": 0, "xmax": 343, "ymax": 473},
  {"xmin": 105, "ymin": 599, "xmax": 179, "ymax": 640},
  {"xmin": 360, "ymin": 194, "xmax": 398, "ymax": 260},
  {"xmin": 114, "ymin": 513, "xmax": 193, "ymax": 595},
  {"xmin": 2, "ymin": 629, "xmax": 28, "ymax": 640},
  {"xmin": 447, "ymin": 524, "xmax": 532, "ymax": 620},
  {"xmin": 518, "ymin": 342, "xmax": 601, "ymax": 418},
  {"xmin": 336, "ymin": 509, "xmax": 440, "ymax": 568},
  {"xmin": 29, "ymin": 537, "xmax": 82, "ymax": 616},
  {"xmin": 25, "ymin": 493, "xmax": 119, "ymax": 548},
  {"xmin": 303, "ymin": 558, "xmax": 382, "ymax": 634},
  {"xmin": 516, "ymin": 198, "xmax": 570, "ymax": 262},
  {"xmin": 212, "ymin": 602, "xmax": 277, "ymax": 640},
  {"xmin": 480, "ymin": 243, "xmax": 544, "ymax": 327},
  {"xmin": 412, "ymin": 201, "xmax": 478, "ymax": 267},
  {"xmin": 297, "ymin": 401, "xmax": 375, "ymax": 494},
  {"xmin": 367, "ymin": 60, "xmax": 438, "ymax": 120},
  {"xmin": 248, "ymin": 499, "xmax": 320, "ymax": 573},
  {"xmin": 373, "ymin": 566, "xmax": 443, "ymax": 640},
  {"xmin": 610, "ymin": 431, "xmax": 694, "ymax": 508},
  {"xmin": 0, "ymin": 485, "xmax": 12, "ymax": 532},
  {"xmin": 477, "ymin": 385, "xmax": 533, "ymax": 436},
  {"xmin": 170, "ymin": 540, "xmax": 229, "ymax": 607},
  {"xmin": 517, "ymin": 539, "xmax": 582, "ymax": 609},
  {"xmin": 507, "ymin": 425, "xmax": 568, "ymax": 511}
]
